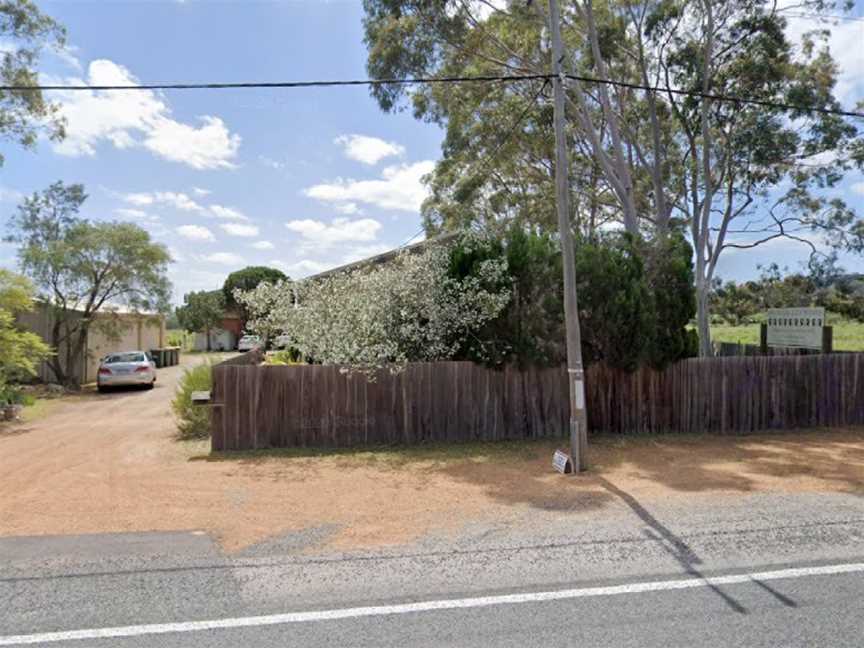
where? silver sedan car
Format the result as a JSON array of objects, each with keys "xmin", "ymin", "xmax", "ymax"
[{"xmin": 97, "ymin": 351, "xmax": 157, "ymax": 392}]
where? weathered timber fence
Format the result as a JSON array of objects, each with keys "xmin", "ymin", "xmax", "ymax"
[{"xmin": 210, "ymin": 354, "xmax": 864, "ymax": 451}]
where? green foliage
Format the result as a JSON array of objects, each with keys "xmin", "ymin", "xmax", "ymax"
[
  {"xmin": 0, "ymin": 0, "xmax": 67, "ymax": 166},
  {"xmin": 5, "ymin": 181, "xmax": 172, "ymax": 386},
  {"xmin": 711, "ymin": 281, "xmax": 760, "ymax": 326},
  {"xmin": 712, "ymin": 259, "xmax": 864, "ymax": 326},
  {"xmin": 222, "ymin": 266, "xmax": 288, "ymax": 318},
  {"xmin": 573, "ymin": 236, "xmax": 653, "ymax": 371},
  {"xmin": 166, "ymin": 329, "xmax": 196, "ymax": 351},
  {"xmin": 0, "ymin": 269, "xmax": 51, "ymax": 393},
  {"xmin": 264, "ymin": 349, "xmax": 303, "ymax": 366},
  {"xmin": 176, "ymin": 290, "xmax": 225, "ymax": 350},
  {"xmin": 641, "ymin": 233, "xmax": 699, "ymax": 367},
  {"xmin": 165, "ymin": 310, "xmax": 180, "ymax": 330},
  {"xmin": 362, "ymin": 0, "xmax": 864, "ymax": 354},
  {"xmin": 171, "ymin": 362, "xmax": 213, "ymax": 439},
  {"xmin": 447, "ymin": 229, "xmax": 696, "ymax": 371}
]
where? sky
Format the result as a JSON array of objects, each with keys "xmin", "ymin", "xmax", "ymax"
[{"xmin": 0, "ymin": 0, "xmax": 862, "ymax": 305}]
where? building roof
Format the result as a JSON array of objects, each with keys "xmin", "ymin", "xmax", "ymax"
[{"xmin": 304, "ymin": 231, "xmax": 460, "ymax": 282}]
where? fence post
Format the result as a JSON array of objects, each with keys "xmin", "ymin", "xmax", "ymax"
[
  {"xmin": 760, "ymin": 323, "xmax": 768, "ymax": 355},
  {"xmin": 823, "ymin": 326, "xmax": 833, "ymax": 354}
]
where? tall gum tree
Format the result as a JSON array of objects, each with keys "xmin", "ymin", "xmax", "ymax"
[{"xmin": 363, "ymin": 0, "xmax": 864, "ymax": 356}]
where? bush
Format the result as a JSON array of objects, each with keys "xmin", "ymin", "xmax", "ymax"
[
  {"xmin": 446, "ymin": 228, "xmax": 698, "ymax": 371},
  {"xmin": 166, "ymin": 329, "xmax": 196, "ymax": 351},
  {"xmin": 171, "ymin": 362, "xmax": 213, "ymax": 439},
  {"xmin": 264, "ymin": 349, "xmax": 303, "ymax": 365}
]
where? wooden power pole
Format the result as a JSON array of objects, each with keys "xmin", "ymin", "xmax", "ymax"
[{"xmin": 548, "ymin": 0, "xmax": 588, "ymax": 472}]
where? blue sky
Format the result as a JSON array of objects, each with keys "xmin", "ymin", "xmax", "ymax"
[{"xmin": 0, "ymin": 0, "xmax": 862, "ymax": 304}]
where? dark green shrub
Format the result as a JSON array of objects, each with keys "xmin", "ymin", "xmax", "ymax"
[
  {"xmin": 447, "ymin": 228, "xmax": 697, "ymax": 371},
  {"xmin": 641, "ymin": 232, "xmax": 698, "ymax": 368}
]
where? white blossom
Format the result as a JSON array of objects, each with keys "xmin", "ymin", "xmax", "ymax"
[{"xmin": 236, "ymin": 243, "xmax": 511, "ymax": 373}]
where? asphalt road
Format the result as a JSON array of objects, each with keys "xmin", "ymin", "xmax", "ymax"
[{"xmin": 2, "ymin": 492, "xmax": 863, "ymax": 647}]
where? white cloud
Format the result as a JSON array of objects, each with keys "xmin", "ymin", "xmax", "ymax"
[
  {"xmin": 334, "ymin": 202, "xmax": 362, "ymax": 215},
  {"xmin": 177, "ymin": 224, "xmax": 215, "ymax": 242},
  {"xmin": 334, "ymin": 134, "xmax": 405, "ymax": 165},
  {"xmin": 201, "ymin": 252, "xmax": 245, "ymax": 266},
  {"xmin": 120, "ymin": 190, "xmax": 203, "ymax": 212},
  {"xmin": 251, "ymin": 240, "xmax": 275, "ymax": 250},
  {"xmin": 220, "ymin": 222, "xmax": 259, "ymax": 237},
  {"xmin": 144, "ymin": 115, "xmax": 240, "ymax": 170},
  {"xmin": 121, "ymin": 192, "xmax": 154, "ymax": 206},
  {"xmin": 192, "ymin": 187, "xmax": 211, "ymax": 197},
  {"xmin": 781, "ymin": 8, "xmax": 864, "ymax": 104},
  {"xmin": 304, "ymin": 161, "xmax": 434, "ymax": 213},
  {"xmin": 209, "ymin": 205, "xmax": 249, "ymax": 221},
  {"xmin": 270, "ymin": 259, "xmax": 330, "ymax": 277},
  {"xmin": 51, "ymin": 45, "xmax": 83, "ymax": 72},
  {"xmin": 49, "ymin": 59, "xmax": 241, "ymax": 169},
  {"xmin": 114, "ymin": 208, "xmax": 160, "ymax": 223},
  {"xmin": 285, "ymin": 217, "xmax": 382, "ymax": 245},
  {"xmin": 469, "ymin": 0, "xmax": 507, "ymax": 21},
  {"xmin": 0, "ymin": 186, "xmax": 23, "ymax": 203},
  {"xmin": 851, "ymin": 181, "xmax": 864, "ymax": 197}
]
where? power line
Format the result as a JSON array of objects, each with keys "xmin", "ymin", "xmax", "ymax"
[
  {"xmin": 7, "ymin": 74, "xmax": 552, "ymax": 92},
  {"xmin": 6, "ymin": 71, "xmax": 863, "ymax": 119},
  {"xmin": 564, "ymin": 73, "xmax": 864, "ymax": 120},
  {"xmin": 783, "ymin": 11, "xmax": 864, "ymax": 23}
]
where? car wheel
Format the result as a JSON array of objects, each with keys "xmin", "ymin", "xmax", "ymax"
[
  {"xmin": 97, "ymin": 385, "xmax": 108, "ymax": 393},
  {"xmin": 144, "ymin": 381, "xmax": 155, "ymax": 390}
]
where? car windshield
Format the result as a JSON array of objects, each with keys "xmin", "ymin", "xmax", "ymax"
[{"xmin": 105, "ymin": 353, "xmax": 145, "ymax": 364}]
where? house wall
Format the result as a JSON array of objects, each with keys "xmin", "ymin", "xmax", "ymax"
[
  {"xmin": 15, "ymin": 302, "xmax": 85, "ymax": 384},
  {"xmin": 85, "ymin": 315, "xmax": 166, "ymax": 382},
  {"xmin": 16, "ymin": 302, "xmax": 165, "ymax": 384},
  {"xmin": 220, "ymin": 316, "xmax": 243, "ymax": 337},
  {"xmin": 193, "ymin": 328, "xmax": 236, "ymax": 351}
]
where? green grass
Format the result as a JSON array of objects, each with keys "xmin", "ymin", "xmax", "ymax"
[
  {"xmin": 710, "ymin": 316, "xmax": 864, "ymax": 351},
  {"xmin": 166, "ymin": 329, "xmax": 196, "ymax": 351}
]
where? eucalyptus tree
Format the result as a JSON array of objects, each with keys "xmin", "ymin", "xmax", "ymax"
[
  {"xmin": 363, "ymin": 0, "xmax": 864, "ymax": 356},
  {"xmin": 5, "ymin": 182, "xmax": 172, "ymax": 386},
  {"xmin": 0, "ymin": 0, "xmax": 67, "ymax": 164}
]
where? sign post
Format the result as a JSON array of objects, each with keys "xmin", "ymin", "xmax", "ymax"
[{"xmin": 763, "ymin": 307, "xmax": 832, "ymax": 353}]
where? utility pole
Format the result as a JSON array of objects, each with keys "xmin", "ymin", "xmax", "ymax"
[{"xmin": 548, "ymin": 0, "xmax": 588, "ymax": 472}]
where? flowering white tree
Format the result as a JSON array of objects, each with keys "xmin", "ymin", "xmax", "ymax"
[{"xmin": 236, "ymin": 243, "xmax": 511, "ymax": 372}]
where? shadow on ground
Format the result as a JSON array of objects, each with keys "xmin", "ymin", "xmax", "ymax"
[{"xmin": 428, "ymin": 429, "xmax": 864, "ymax": 513}]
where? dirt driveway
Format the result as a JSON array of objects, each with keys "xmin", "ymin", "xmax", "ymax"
[{"xmin": 1, "ymin": 357, "xmax": 863, "ymax": 553}]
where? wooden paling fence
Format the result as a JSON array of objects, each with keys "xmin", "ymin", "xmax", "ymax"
[{"xmin": 210, "ymin": 354, "xmax": 864, "ymax": 451}]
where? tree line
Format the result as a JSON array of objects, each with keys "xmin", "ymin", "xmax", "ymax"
[
  {"xmin": 711, "ymin": 259, "xmax": 864, "ymax": 326},
  {"xmin": 362, "ymin": 0, "xmax": 864, "ymax": 356}
]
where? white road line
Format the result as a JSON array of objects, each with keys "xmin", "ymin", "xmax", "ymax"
[{"xmin": 2, "ymin": 561, "xmax": 863, "ymax": 645}]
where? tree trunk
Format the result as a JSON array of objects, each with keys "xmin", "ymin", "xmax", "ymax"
[
  {"xmin": 696, "ymin": 280, "xmax": 712, "ymax": 358},
  {"xmin": 47, "ymin": 317, "xmax": 67, "ymax": 385},
  {"xmin": 205, "ymin": 326, "xmax": 212, "ymax": 352},
  {"xmin": 65, "ymin": 326, "xmax": 89, "ymax": 389}
]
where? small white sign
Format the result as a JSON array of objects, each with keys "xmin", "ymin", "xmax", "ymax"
[
  {"xmin": 553, "ymin": 450, "xmax": 572, "ymax": 474},
  {"xmin": 766, "ymin": 307, "xmax": 825, "ymax": 350},
  {"xmin": 574, "ymin": 379, "xmax": 585, "ymax": 410}
]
